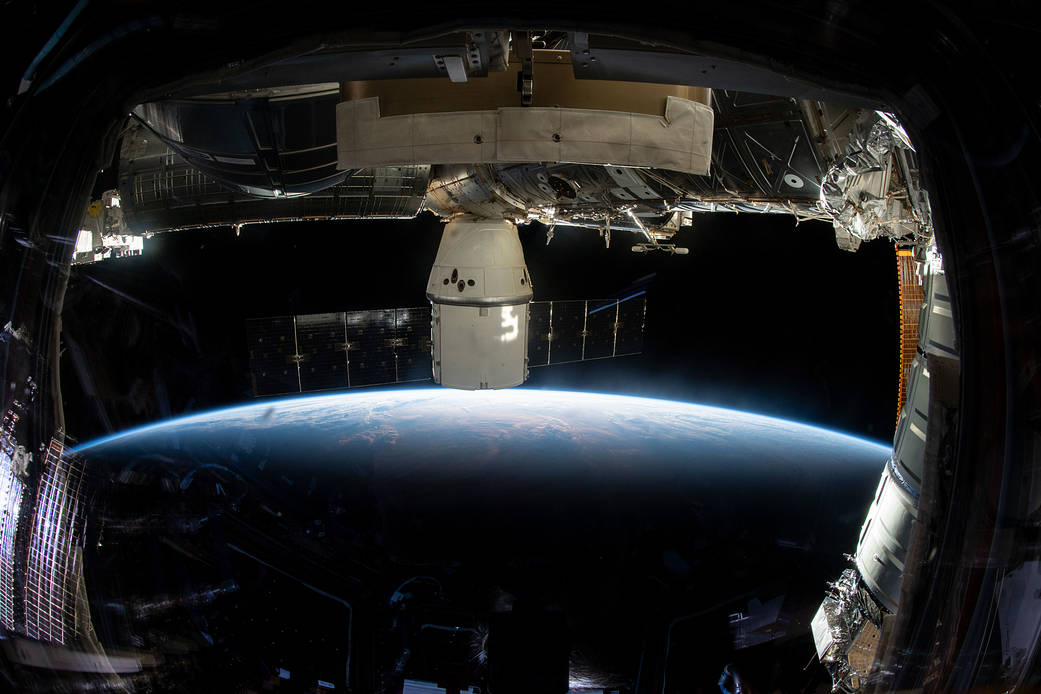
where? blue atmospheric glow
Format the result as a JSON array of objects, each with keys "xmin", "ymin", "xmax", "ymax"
[{"xmin": 70, "ymin": 388, "xmax": 893, "ymax": 454}]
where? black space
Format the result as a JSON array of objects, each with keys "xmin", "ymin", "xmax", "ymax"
[{"xmin": 60, "ymin": 211, "xmax": 898, "ymax": 446}]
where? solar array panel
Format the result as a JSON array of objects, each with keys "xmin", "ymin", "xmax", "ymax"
[
  {"xmin": 527, "ymin": 302, "xmax": 551, "ymax": 367},
  {"xmin": 248, "ymin": 296, "xmax": 645, "ymax": 396},
  {"xmin": 394, "ymin": 307, "xmax": 435, "ymax": 382},
  {"xmin": 246, "ymin": 316, "xmax": 298, "ymax": 396},
  {"xmin": 297, "ymin": 313, "xmax": 349, "ymax": 392},
  {"xmin": 614, "ymin": 294, "xmax": 648, "ymax": 357},
  {"xmin": 247, "ymin": 308, "xmax": 432, "ymax": 397},
  {"xmin": 527, "ymin": 294, "xmax": 647, "ymax": 369},
  {"xmin": 583, "ymin": 301, "xmax": 616, "ymax": 360},
  {"xmin": 346, "ymin": 309, "xmax": 398, "ymax": 388},
  {"xmin": 547, "ymin": 300, "xmax": 585, "ymax": 365}
]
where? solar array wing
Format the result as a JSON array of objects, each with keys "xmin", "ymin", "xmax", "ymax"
[
  {"xmin": 247, "ymin": 293, "xmax": 645, "ymax": 396},
  {"xmin": 527, "ymin": 301, "xmax": 551, "ymax": 367},
  {"xmin": 547, "ymin": 300, "xmax": 585, "ymax": 365},
  {"xmin": 614, "ymin": 294, "xmax": 647, "ymax": 356},
  {"xmin": 394, "ymin": 307, "xmax": 433, "ymax": 383},
  {"xmin": 345, "ymin": 309, "xmax": 398, "ymax": 388},
  {"xmin": 528, "ymin": 293, "xmax": 647, "ymax": 369},
  {"xmin": 583, "ymin": 300, "xmax": 616, "ymax": 360},
  {"xmin": 296, "ymin": 312, "xmax": 349, "ymax": 392},
  {"xmin": 246, "ymin": 316, "xmax": 299, "ymax": 396},
  {"xmin": 248, "ymin": 307, "xmax": 433, "ymax": 397}
]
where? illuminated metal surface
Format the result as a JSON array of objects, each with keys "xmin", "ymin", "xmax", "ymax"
[
  {"xmin": 812, "ymin": 568, "xmax": 883, "ymax": 691},
  {"xmin": 814, "ymin": 255, "xmax": 960, "ymax": 690},
  {"xmin": 425, "ymin": 219, "xmax": 534, "ymax": 389},
  {"xmin": 0, "ymin": 410, "xmax": 26, "ymax": 632},
  {"xmin": 418, "ymin": 87, "xmax": 851, "ymax": 248},
  {"xmin": 818, "ymin": 115, "xmax": 932, "ymax": 251},
  {"xmin": 70, "ymin": 190, "xmax": 142, "ymax": 265},
  {"xmin": 116, "ymin": 82, "xmax": 883, "ymax": 256},
  {"xmin": 24, "ymin": 440, "xmax": 87, "ymax": 645}
]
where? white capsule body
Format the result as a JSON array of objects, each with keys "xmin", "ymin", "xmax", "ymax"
[{"xmin": 426, "ymin": 218, "xmax": 533, "ymax": 389}]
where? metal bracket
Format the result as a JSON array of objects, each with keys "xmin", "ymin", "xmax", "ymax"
[
  {"xmin": 468, "ymin": 30, "xmax": 510, "ymax": 74},
  {"xmin": 464, "ymin": 37, "xmax": 483, "ymax": 74},
  {"xmin": 433, "ymin": 54, "xmax": 468, "ymax": 83},
  {"xmin": 631, "ymin": 242, "xmax": 688, "ymax": 255},
  {"xmin": 568, "ymin": 32, "xmax": 591, "ymax": 72},
  {"xmin": 513, "ymin": 31, "xmax": 533, "ymax": 106},
  {"xmin": 605, "ymin": 166, "xmax": 661, "ymax": 200}
]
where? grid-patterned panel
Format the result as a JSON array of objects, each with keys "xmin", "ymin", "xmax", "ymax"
[
  {"xmin": 296, "ymin": 313, "xmax": 349, "ymax": 393},
  {"xmin": 896, "ymin": 250, "xmax": 924, "ymax": 430},
  {"xmin": 249, "ymin": 308, "xmax": 436, "ymax": 396},
  {"xmin": 247, "ymin": 317, "xmax": 299, "ymax": 396},
  {"xmin": 394, "ymin": 307, "xmax": 433, "ymax": 383},
  {"xmin": 127, "ymin": 164, "xmax": 429, "ymax": 214},
  {"xmin": 614, "ymin": 296, "xmax": 647, "ymax": 356},
  {"xmin": 583, "ymin": 301, "xmax": 616, "ymax": 360},
  {"xmin": 24, "ymin": 440, "xmax": 87, "ymax": 645},
  {"xmin": 547, "ymin": 300, "xmax": 585, "ymax": 365},
  {"xmin": 346, "ymin": 310, "xmax": 398, "ymax": 387},
  {"xmin": 527, "ymin": 302, "xmax": 551, "ymax": 367},
  {"xmin": 121, "ymin": 153, "xmax": 431, "ymax": 234},
  {"xmin": 0, "ymin": 420, "xmax": 24, "ymax": 632},
  {"xmin": 529, "ymin": 297, "xmax": 647, "ymax": 369}
]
